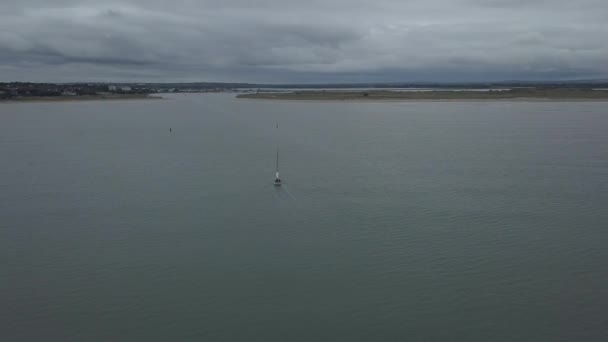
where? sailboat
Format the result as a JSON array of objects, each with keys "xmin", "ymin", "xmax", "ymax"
[{"xmin": 273, "ymin": 124, "xmax": 282, "ymax": 186}]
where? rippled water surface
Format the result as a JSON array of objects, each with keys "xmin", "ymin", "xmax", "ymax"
[{"xmin": 1, "ymin": 94, "xmax": 607, "ymax": 341}]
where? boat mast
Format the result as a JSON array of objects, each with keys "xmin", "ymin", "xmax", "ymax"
[{"xmin": 275, "ymin": 124, "xmax": 280, "ymax": 178}]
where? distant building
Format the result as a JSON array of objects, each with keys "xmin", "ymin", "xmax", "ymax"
[
  {"xmin": 120, "ymin": 86, "xmax": 132, "ymax": 92},
  {"xmin": 108, "ymin": 85, "xmax": 117, "ymax": 91},
  {"xmin": 61, "ymin": 91, "xmax": 77, "ymax": 96}
]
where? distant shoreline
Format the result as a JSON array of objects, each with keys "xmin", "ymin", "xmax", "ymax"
[
  {"xmin": 237, "ymin": 89, "xmax": 608, "ymax": 101},
  {"xmin": 0, "ymin": 94, "xmax": 162, "ymax": 104}
]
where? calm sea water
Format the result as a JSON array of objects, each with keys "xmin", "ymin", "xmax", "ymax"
[{"xmin": 1, "ymin": 94, "xmax": 607, "ymax": 341}]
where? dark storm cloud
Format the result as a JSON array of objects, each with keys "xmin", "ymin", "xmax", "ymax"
[{"xmin": 0, "ymin": 0, "xmax": 607, "ymax": 82}]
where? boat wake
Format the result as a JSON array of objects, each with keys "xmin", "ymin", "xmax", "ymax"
[
  {"xmin": 272, "ymin": 185, "xmax": 298, "ymax": 206},
  {"xmin": 282, "ymin": 186, "xmax": 297, "ymax": 201}
]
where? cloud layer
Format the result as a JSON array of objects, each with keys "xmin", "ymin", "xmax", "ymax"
[{"xmin": 1, "ymin": 0, "xmax": 607, "ymax": 82}]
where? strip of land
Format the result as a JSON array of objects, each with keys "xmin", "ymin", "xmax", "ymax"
[
  {"xmin": 0, "ymin": 94, "xmax": 161, "ymax": 103},
  {"xmin": 237, "ymin": 89, "xmax": 608, "ymax": 101}
]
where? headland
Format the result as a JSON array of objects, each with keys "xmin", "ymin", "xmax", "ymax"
[{"xmin": 237, "ymin": 88, "xmax": 608, "ymax": 101}]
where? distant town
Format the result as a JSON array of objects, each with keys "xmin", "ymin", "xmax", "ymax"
[
  {"xmin": 1, "ymin": 81, "xmax": 608, "ymax": 101},
  {"xmin": 0, "ymin": 82, "xmax": 233, "ymax": 100}
]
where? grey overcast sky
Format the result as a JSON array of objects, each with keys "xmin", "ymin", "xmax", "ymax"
[{"xmin": 1, "ymin": 0, "xmax": 607, "ymax": 83}]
